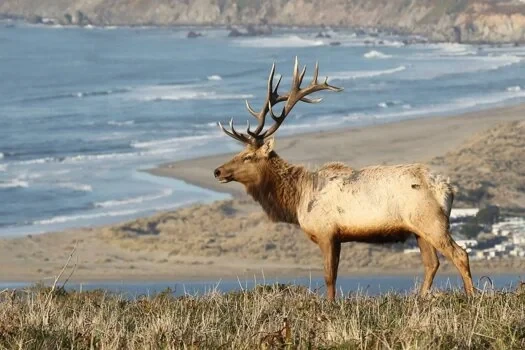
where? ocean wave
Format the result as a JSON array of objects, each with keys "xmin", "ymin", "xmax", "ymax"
[
  {"xmin": 0, "ymin": 152, "xmax": 3, "ymax": 159},
  {"xmin": 364, "ymin": 50, "xmax": 392, "ymax": 59},
  {"xmin": 0, "ymin": 179, "xmax": 29, "ymax": 189},
  {"xmin": 330, "ymin": 65, "xmax": 406, "ymax": 80},
  {"xmin": 57, "ymin": 182, "xmax": 93, "ymax": 192},
  {"xmin": 21, "ymin": 88, "xmax": 130, "ymax": 103},
  {"xmin": 94, "ymin": 189, "xmax": 173, "ymax": 208},
  {"xmin": 34, "ymin": 209, "xmax": 140, "ymax": 225},
  {"xmin": 507, "ymin": 86, "xmax": 521, "ymax": 92},
  {"xmin": 131, "ymin": 134, "xmax": 215, "ymax": 149},
  {"xmin": 0, "ymin": 164, "xmax": 7, "ymax": 172},
  {"xmin": 434, "ymin": 43, "xmax": 477, "ymax": 56},
  {"xmin": 75, "ymin": 88, "xmax": 129, "ymax": 98},
  {"xmin": 378, "ymin": 100, "xmax": 403, "ymax": 108},
  {"xmin": 130, "ymin": 85, "xmax": 253, "ymax": 101},
  {"xmin": 374, "ymin": 89, "xmax": 525, "ymax": 120},
  {"xmin": 233, "ymin": 35, "xmax": 324, "ymax": 48},
  {"xmin": 207, "ymin": 75, "xmax": 223, "ymax": 81},
  {"xmin": 108, "ymin": 120, "xmax": 134, "ymax": 126}
]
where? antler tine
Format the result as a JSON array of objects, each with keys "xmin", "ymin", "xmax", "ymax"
[
  {"xmin": 261, "ymin": 58, "xmax": 343, "ymax": 140},
  {"xmin": 217, "ymin": 119, "xmax": 252, "ymax": 145},
  {"xmin": 246, "ymin": 62, "xmax": 279, "ymax": 137},
  {"xmin": 245, "ymin": 99, "xmax": 258, "ymax": 118}
]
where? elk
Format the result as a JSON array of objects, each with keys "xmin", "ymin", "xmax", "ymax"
[{"xmin": 214, "ymin": 58, "xmax": 474, "ymax": 300}]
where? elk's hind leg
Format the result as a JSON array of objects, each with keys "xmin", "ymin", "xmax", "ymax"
[
  {"xmin": 416, "ymin": 236, "xmax": 440, "ymax": 295},
  {"xmin": 415, "ymin": 222, "xmax": 474, "ymax": 295}
]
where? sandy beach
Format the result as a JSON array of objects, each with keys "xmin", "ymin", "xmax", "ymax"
[
  {"xmin": 149, "ymin": 104, "xmax": 525, "ymax": 197},
  {"xmin": 1, "ymin": 104, "xmax": 524, "ymax": 283}
]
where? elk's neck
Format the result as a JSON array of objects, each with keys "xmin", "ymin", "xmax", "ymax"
[{"xmin": 246, "ymin": 153, "xmax": 309, "ymax": 225}]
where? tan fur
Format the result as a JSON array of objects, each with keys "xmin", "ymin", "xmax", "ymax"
[{"xmin": 215, "ymin": 142, "xmax": 474, "ymax": 300}]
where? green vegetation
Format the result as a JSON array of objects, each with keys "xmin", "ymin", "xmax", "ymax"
[{"xmin": 0, "ymin": 284, "xmax": 523, "ymax": 349}]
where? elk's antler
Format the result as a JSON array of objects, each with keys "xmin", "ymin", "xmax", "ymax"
[{"xmin": 217, "ymin": 57, "xmax": 343, "ymax": 146}]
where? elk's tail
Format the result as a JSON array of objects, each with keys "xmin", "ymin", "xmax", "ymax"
[{"xmin": 428, "ymin": 173, "xmax": 456, "ymax": 219}]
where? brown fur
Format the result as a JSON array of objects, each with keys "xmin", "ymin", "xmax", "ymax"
[{"xmin": 215, "ymin": 140, "xmax": 474, "ymax": 300}]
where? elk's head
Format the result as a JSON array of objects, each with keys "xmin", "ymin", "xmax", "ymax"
[{"xmin": 214, "ymin": 57, "xmax": 342, "ymax": 188}]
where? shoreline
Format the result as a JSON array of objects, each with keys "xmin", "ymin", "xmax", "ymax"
[
  {"xmin": 148, "ymin": 103, "xmax": 525, "ymax": 197},
  {"xmin": 0, "ymin": 103, "xmax": 523, "ymax": 283},
  {"xmin": 2, "ymin": 18, "xmax": 525, "ymax": 45}
]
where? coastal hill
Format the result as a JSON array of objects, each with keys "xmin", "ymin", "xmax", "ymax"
[{"xmin": 1, "ymin": 0, "xmax": 525, "ymax": 43}]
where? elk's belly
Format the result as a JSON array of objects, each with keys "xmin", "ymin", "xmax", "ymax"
[{"xmin": 336, "ymin": 226, "xmax": 413, "ymax": 244}]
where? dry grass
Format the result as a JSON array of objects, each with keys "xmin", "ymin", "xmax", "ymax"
[{"xmin": 0, "ymin": 283, "xmax": 523, "ymax": 349}]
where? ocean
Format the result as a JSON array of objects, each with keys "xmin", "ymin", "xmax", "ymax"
[
  {"xmin": 1, "ymin": 23, "xmax": 525, "ymax": 236},
  {"xmin": 0, "ymin": 274, "xmax": 520, "ymax": 298}
]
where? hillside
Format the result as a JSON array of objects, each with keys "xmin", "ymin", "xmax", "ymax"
[
  {"xmin": 1, "ymin": 0, "xmax": 525, "ymax": 43},
  {"xmin": 432, "ymin": 120, "xmax": 525, "ymax": 211}
]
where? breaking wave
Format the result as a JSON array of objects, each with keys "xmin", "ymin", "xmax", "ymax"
[
  {"xmin": 108, "ymin": 120, "xmax": 135, "ymax": 126},
  {"xmin": 131, "ymin": 134, "xmax": 214, "ymax": 149},
  {"xmin": 364, "ymin": 50, "xmax": 392, "ymax": 59},
  {"xmin": 94, "ymin": 189, "xmax": 173, "ymax": 208},
  {"xmin": 234, "ymin": 35, "xmax": 324, "ymax": 48},
  {"xmin": 207, "ymin": 75, "xmax": 222, "ymax": 81},
  {"xmin": 129, "ymin": 85, "xmax": 253, "ymax": 101},
  {"xmin": 34, "ymin": 209, "xmax": 140, "ymax": 225},
  {"xmin": 57, "ymin": 182, "xmax": 93, "ymax": 192},
  {"xmin": 20, "ymin": 88, "xmax": 130, "ymax": 103},
  {"xmin": 0, "ymin": 179, "xmax": 29, "ymax": 189},
  {"xmin": 378, "ymin": 100, "xmax": 403, "ymax": 108},
  {"xmin": 507, "ymin": 86, "xmax": 521, "ymax": 92},
  {"xmin": 330, "ymin": 65, "xmax": 406, "ymax": 80}
]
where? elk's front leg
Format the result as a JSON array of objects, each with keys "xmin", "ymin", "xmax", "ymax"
[{"xmin": 319, "ymin": 239, "xmax": 341, "ymax": 300}]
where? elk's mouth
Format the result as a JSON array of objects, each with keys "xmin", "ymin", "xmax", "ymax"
[{"xmin": 218, "ymin": 176, "xmax": 233, "ymax": 184}]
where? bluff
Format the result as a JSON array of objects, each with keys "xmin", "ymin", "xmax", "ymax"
[{"xmin": 1, "ymin": 1, "xmax": 525, "ymax": 43}]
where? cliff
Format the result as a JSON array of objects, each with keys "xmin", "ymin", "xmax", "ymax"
[{"xmin": 1, "ymin": 0, "xmax": 525, "ymax": 43}]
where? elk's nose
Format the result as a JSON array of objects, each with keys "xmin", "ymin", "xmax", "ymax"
[{"xmin": 214, "ymin": 168, "xmax": 221, "ymax": 178}]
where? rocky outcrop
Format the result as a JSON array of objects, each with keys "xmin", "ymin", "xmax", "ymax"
[{"xmin": 1, "ymin": 0, "xmax": 525, "ymax": 43}]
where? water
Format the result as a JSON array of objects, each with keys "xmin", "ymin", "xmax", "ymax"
[
  {"xmin": 0, "ymin": 274, "xmax": 521, "ymax": 298},
  {"xmin": 1, "ymin": 23, "xmax": 525, "ymax": 236}
]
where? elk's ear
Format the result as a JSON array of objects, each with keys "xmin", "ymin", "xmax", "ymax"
[{"xmin": 259, "ymin": 138, "xmax": 275, "ymax": 157}]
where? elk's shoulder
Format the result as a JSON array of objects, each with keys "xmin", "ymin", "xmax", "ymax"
[{"xmin": 317, "ymin": 161, "xmax": 352, "ymax": 175}]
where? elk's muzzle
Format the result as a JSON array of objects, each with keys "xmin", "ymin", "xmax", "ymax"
[{"xmin": 214, "ymin": 166, "xmax": 233, "ymax": 183}]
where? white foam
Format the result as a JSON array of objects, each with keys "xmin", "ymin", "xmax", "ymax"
[
  {"xmin": 374, "ymin": 89, "xmax": 525, "ymax": 120},
  {"xmin": 234, "ymin": 35, "xmax": 325, "ymax": 48},
  {"xmin": 364, "ymin": 50, "xmax": 392, "ymax": 59},
  {"xmin": 131, "ymin": 134, "xmax": 215, "ymax": 149},
  {"xmin": 16, "ymin": 157, "xmax": 56, "ymax": 165},
  {"xmin": 94, "ymin": 189, "xmax": 173, "ymax": 208},
  {"xmin": 377, "ymin": 100, "xmax": 403, "ymax": 108},
  {"xmin": 330, "ymin": 65, "xmax": 406, "ymax": 80},
  {"xmin": 34, "ymin": 209, "xmax": 140, "ymax": 225},
  {"xmin": 0, "ymin": 152, "xmax": 3, "ymax": 159},
  {"xmin": 0, "ymin": 164, "xmax": 7, "ymax": 172},
  {"xmin": 57, "ymin": 182, "xmax": 93, "ymax": 192},
  {"xmin": 207, "ymin": 75, "xmax": 223, "ymax": 81},
  {"xmin": 507, "ymin": 86, "xmax": 521, "ymax": 92},
  {"xmin": 380, "ymin": 40, "xmax": 405, "ymax": 47},
  {"xmin": 0, "ymin": 179, "xmax": 29, "ymax": 189},
  {"xmin": 130, "ymin": 85, "xmax": 253, "ymax": 102},
  {"xmin": 108, "ymin": 120, "xmax": 134, "ymax": 126}
]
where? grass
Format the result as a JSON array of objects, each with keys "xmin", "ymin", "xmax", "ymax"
[{"xmin": 0, "ymin": 283, "xmax": 524, "ymax": 349}]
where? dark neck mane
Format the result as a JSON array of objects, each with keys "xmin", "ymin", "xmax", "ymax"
[{"xmin": 246, "ymin": 152, "xmax": 308, "ymax": 225}]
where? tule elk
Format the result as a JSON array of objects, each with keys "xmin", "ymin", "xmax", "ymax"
[{"xmin": 214, "ymin": 58, "xmax": 474, "ymax": 300}]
